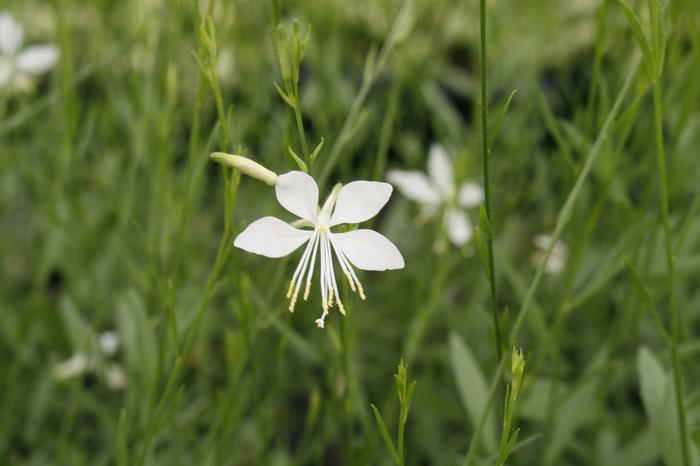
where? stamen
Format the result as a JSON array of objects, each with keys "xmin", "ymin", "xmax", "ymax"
[
  {"xmin": 327, "ymin": 236, "xmax": 356, "ymax": 292},
  {"xmin": 304, "ymin": 233, "xmax": 320, "ymax": 300},
  {"xmin": 324, "ymin": 236, "xmax": 343, "ymax": 314},
  {"xmin": 288, "ymin": 233, "xmax": 317, "ymax": 312},
  {"xmin": 329, "ymin": 233, "xmax": 366, "ymax": 300},
  {"xmin": 315, "ymin": 309, "xmax": 328, "ymax": 328},
  {"xmin": 286, "ymin": 279, "xmax": 295, "ymax": 299},
  {"xmin": 319, "ymin": 231, "xmax": 328, "ymax": 313}
]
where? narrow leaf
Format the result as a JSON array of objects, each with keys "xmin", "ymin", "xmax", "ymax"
[
  {"xmin": 479, "ymin": 204, "xmax": 491, "ymax": 236},
  {"xmin": 473, "ymin": 227, "xmax": 491, "ymax": 281},
  {"xmin": 449, "ymin": 332, "xmax": 496, "ymax": 451},
  {"xmin": 273, "ymin": 82, "xmax": 295, "ymax": 107},
  {"xmin": 618, "ymin": 0, "xmax": 656, "ymax": 78},
  {"xmin": 488, "ymin": 89, "xmax": 517, "ymax": 151},
  {"xmin": 287, "ymin": 146, "xmax": 308, "ymax": 172},
  {"xmin": 310, "ymin": 137, "xmax": 325, "ymax": 163},
  {"xmin": 370, "ymin": 404, "xmax": 400, "ymax": 464}
]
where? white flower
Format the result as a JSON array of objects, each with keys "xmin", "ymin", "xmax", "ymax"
[
  {"xmin": 234, "ymin": 171, "xmax": 404, "ymax": 328},
  {"xmin": 532, "ymin": 234, "xmax": 567, "ymax": 274},
  {"xmin": 387, "ymin": 144, "xmax": 483, "ymax": 246},
  {"xmin": 98, "ymin": 331, "xmax": 120, "ymax": 356},
  {"xmin": 106, "ymin": 364, "xmax": 127, "ymax": 390},
  {"xmin": 53, "ymin": 352, "xmax": 89, "ymax": 380},
  {"xmin": 0, "ymin": 12, "xmax": 59, "ymax": 91}
]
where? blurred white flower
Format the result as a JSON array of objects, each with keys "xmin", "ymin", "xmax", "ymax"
[
  {"xmin": 532, "ymin": 234, "xmax": 567, "ymax": 274},
  {"xmin": 53, "ymin": 352, "xmax": 88, "ymax": 380},
  {"xmin": 387, "ymin": 144, "xmax": 483, "ymax": 246},
  {"xmin": 0, "ymin": 12, "xmax": 59, "ymax": 92},
  {"xmin": 98, "ymin": 331, "xmax": 119, "ymax": 356},
  {"xmin": 234, "ymin": 171, "xmax": 404, "ymax": 328},
  {"xmin": 106, "ymin": 364, "xmax": 127, "ymax": 390},
  {"xmin": 53, "ymin": 330, "xmax": 126, "ymax": 390}
]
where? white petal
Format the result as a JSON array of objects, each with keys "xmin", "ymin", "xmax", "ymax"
[
  {"xmin": 333, "ymin": 229, "xmax": 404, "ymax": 271},
  {"xmin": 428, "ymin": 144, "xmax": 455, "ymax": 198},
  {"xmin": 275, "ymin": 171, "xmax": 319, "ymax": 222},
  {"xmin": 53, "ymin": 353, "xmax": 88, "ymax": 380},
  {"xmin": 234, "ymin": 216, "xmax": 312, "ymax": 258},
  {"xmin": 329, "ymin": 181, "xmax": 392, "ymax": 226},
  {"xmin": 0, "ymin": 13, "xmax": 24, "ymax": 55},
  {"xmin": 445, "ymin": 208, "xmax": 473, "ymax": 246},
  {"xmin": 386, "ymin": 169, "xmax": 441, "ymax": 205},
  {"xmin": 16, "ymin": 44, "xmax": 59, "ymax": 74},
  {"xmin": 458, "ymin": 182, "xmax": 484, "ymax": 208}
]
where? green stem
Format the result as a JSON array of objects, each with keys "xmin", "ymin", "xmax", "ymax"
[
  {"xmin": 478, "ymin": 0, "xmax": 502, "ymax": 361},
  {"xmin": 293, "ymin": 94, "xmax": 310, "ymax": 164},
  {"xmin": 652, "ymin": 78, "xmax": 691, "ymax": 466},
  {"xmin": 340, "ymin": 310, "xmax": 353, "ymax": 465}
]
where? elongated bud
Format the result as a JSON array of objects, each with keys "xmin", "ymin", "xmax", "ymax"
[
  {"xmin": 210, "ymin": 153, "xmax": 278, "ymax": 185},
  {"xmin": 510, "ymin": 347, "xmax": 525, "ymax": 402}
]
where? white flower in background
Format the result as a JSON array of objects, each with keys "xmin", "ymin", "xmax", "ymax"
[
  {"xmin": 53, "ymin": 352, "xmax": 89, "ymax": 380},
  {"xmin": 234, "ymin": 171, "xmax": 404, "ymax": 328},
  {"xmin": 106, "ymin": 364, "xmax": 126, "ymax": 390},
  {"xmin": 0, "ymin": 12, "xmax": 59, "ymax": 91},
  {"xmin": 52, "ymin": 330, "xmax": 126, "ymax": 390},
  {"xmin": 98, "ymin": 331, "xmax": 119, "ymax": 356},
  {"xmin": 387, "ymin": 144, "xmax": 484, "ymax": 246},
  {"xmin": 532, "ymin": 234, "xmax": 567, "ymax": 274}
]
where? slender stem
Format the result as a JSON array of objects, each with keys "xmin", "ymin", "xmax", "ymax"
[
  {"xmin": 652, "ymin": 78, "xmax": 691, "ymax": 466},
  {"xmin": 478, "ymin": 0, "xmax": 502, "ymax": 361},
  {"xmin": 293, "ymin": 94, "xmax": 310, "ymax": 164},
  {"xmin": 340, "ymin": 309, "xmax": 353, "ymax": 465}
]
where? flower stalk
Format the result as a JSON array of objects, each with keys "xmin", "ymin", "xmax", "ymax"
[{"xmin": 478, "ymin": 0, "xmax": 503, "ymax": 361}]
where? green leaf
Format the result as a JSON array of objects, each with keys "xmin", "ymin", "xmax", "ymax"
[
  {"xmin": 473, "ymin": 227, "xmax": 491, "ymax": 281},
  {"xmin": 488, "ymin": 89, "xmax": 517, "ymax": 152},
  {"xmin": 448, "ymin": 332, "xmax": 496, "ymax": 451},
  {"xmin": 273, "ymin": 81, "xmax": 295, "ymax": 107},
  {"xmin": 309, "ymin": 137, "xmax": 325, "ymax": 164},
  {"xmin": 637, "ymin": 347, "xmax": 684, "ymax": 466},
  {"xmin": 638, "ymin": 347, "xmax": 666, "ymax": 422},
  {"xmin": 117, "ymin": 291, "xmax": 159, "ymax": 406},
  {"xmin": 479, "ymin": 204, "xmax": 491, "ymax": 236},
  {"xmin": 692, "ymin": 425, "xmax": 700, "ymax": 451},
  {"xmin": 370, "ymin": 404, "xmax": 399, "ymax": 464},
  {"xmin": 650, "ymin": 0, "xmax": 666, "ymax": 78},
  {"xmin": 618, "ymin": 0, "xmax": 656, "ymax": 79},
  {"xmin": 287, "ymin": 146, "xmax": 308, "ymax": 172}
]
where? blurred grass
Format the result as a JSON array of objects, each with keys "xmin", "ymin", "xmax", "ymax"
[{"xmin": 1, "ymin": 0, "xmax": 700, "ymax": 465}]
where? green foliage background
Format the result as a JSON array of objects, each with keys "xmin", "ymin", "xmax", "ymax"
[{"xmin": 1, "ymin": 0, "xmax": 699, "ymax": 465}]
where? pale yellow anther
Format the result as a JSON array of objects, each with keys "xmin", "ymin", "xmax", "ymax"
[
  {"xmin": 337, "ymin": 299, "xmax": 346, "ymax": 316},
  {"xmin": 304, "ymin": 281, "xmax": 312, "ymax": 300},
  {"xmin": 344, "ymin": 272, "xmax": 356, "ymax": 292},
  {"xmin": 286, "ymin": 279, "xmax": 295, "ymax": 299},
  {"xmin": 357, "ymin": 282, "xmax": 366, "ymax": 300},
  {"xmin": 289, "ymin": 294, "xmax": 298, "ymax": 312}
]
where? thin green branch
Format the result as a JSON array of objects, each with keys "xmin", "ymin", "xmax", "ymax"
[{"xmin": 479, "ymin": 0, "xmax": 503, "ymax": 362}]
